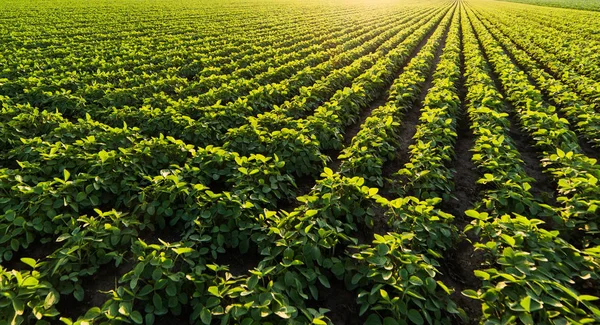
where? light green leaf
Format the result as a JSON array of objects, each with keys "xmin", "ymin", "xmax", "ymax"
[
  {"xmin": 99, "ymin": 150, "xmax": 109, "ymax": 163},
  {"xmin": 409, "ymin": 276, "xmax": 424, "ymax": 286},
  {"xmin": 44, "ymin": 290, "xmax": 59, "ymax": 309},
  {"xmin": 474, "ymin": 270, "xmax": 490, "ymax": 280},
  {"xmin": 462, "ymin": 289, "xmax": 479, "ymax": 299},
  {"xmin": 520, "ymin": 296, "xmax": 531, "ymax": 312},
  {"xmin": 20, "ymin": 258, "xmax": 37, "ymax": 268}
]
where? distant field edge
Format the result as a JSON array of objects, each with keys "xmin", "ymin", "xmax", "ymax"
[{"xmin": 495, "ymin": 0, "xmax": 600, "ymax": 11}]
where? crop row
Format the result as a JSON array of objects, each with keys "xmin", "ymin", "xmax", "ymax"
[
  {"xmin": 470, "ymin": 9, "xmax": 600, "ymax": 148},
  {"xmin": 467, "ymin": 5, "xmax": 600, "ymax": 249},
  {"xmin": 474, "ymin": 10, "xmax": 600, "ymax": 108},
  {"xmin": 473, "ymin": 2, "xmax": 600, "ymax": 81},
  {"xmin": 0, "ymin": 8, "xmax": 423, "ymax": 152},
  {"xmin": 336, "ymin": 2, "xmax": 452, "ymax": 188},
  {"xmin": 2, "ymin": 0, "xmax": 600, "ymax": 323}
]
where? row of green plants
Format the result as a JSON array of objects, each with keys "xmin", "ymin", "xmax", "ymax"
[
  {"xmin": 0, "ymin": 5, "xmax": 392, "ymax": 102},
  {"xmin": 475, "ymin": 8, "xmax": 599, "ymax": 108},
  {"xmin": 468, "ymin": 7, "xmax": 600, "ymax": 249},
  {"xmin": 0, "ymin": 8, "xmax": 427, "ymax": 155},
  {"xmin": 221, "ymin": 8, "xmax": 442, "ymax": 141},
  {"xmin": 2, "ymin": 8, "xmax": 394, "ymax": 127},
  {"xmin": 463, "ymin": 210, "xmax": 600, "ymax": 325},
  {"xmin": 319, "ymin": 9, "xmax": 466, "ymax": 324},
  {"xmin": 460, "ymin": 11, "xmax": 600, "ymax": 324},
  {"xmin": 3, "ymin": 0, "xmax": 600, "ymax": 324},
  {"xmin": 99, "ymin": 8, "xmax": 438, "ymax": 148},
  {"xmin": 460, "ymin": 6, "xmax": 549, "ymax": 219},
  {"xmin": 396, "ymin": 9, "xmax": 462, "ymax": 202},
  {"xmin": 337, "ymin": 6, "xmax": 453, "ymax": 187},
  {"xmin": 222, "ymin": 8, "xmax": 450, "ymax": 178},
  {"xmin": 1, "ymin": 166, "xmax": 465, "ymax": 324},
  {"xmin": 0, "ymin": 2, "xmax": 345, "ymax": 78},
  {"xmin": 0, "ymin": 130, "xmax": 303, "ymax": 265},
  {"xmin": 474, "ymin": 2, "xmax": 600, "ymax": 82},
  {"xmin": 472, "ymin": 8, "xmax": 600, "ymax": 148},
  {"xmin": 0, "ymin": 8, "xmax": 469, "ymax": 324},
  {"xmin": 0, "ymin": 8, "xmax": 440, "ymax": 199}
]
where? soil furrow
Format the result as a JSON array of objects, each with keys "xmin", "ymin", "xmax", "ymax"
[
  {"xmin": 439, "ymin": 8, "xmax": 484, "ymax": 323},
  {"xmin": 380, "ymin": 10, "xmax": 453, "ymax": 198}
]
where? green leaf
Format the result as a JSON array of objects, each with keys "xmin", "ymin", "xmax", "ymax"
[
  {"xmin": 462, "ymin": 289, "xmax": 479, "ymax": 299},
  {"xmin": 20, "ymin": 258, "xmax": 37, "ymax": 268},
  {"xmin": 146, "ymin": 313, "xmax": 155, "ymax": 325},
  {"xmin": 84, "ymin": 307, "xmax": 101, "ymax": 319},
  {"xmin": 376, "ymin": 244, "xmax": 389, "ymax": 256},
  {"xmin": 406, "ymin": 289, "xmax": 425, "ymax": 300},
  {"xmin": 152, "ymin": 293, "xmax": 163, "ymax": 310},
  {"xmin": 131, "ymin": 311, "xmax": 143, "ymax": 324},
  {"xmin": 22, "ymin": 276, "xmax": 39, "ymax": 287},
  {"xmin": 519, "ymin": 313, "xmax": 534, "ymax": 325},
  {"xmin": 10, "ymin": 239, "xmax": 19, "ymax": 252},
  {"xmin": 465, "ymin": 210, "xmax": 480, "ymax": 219},
  {"xmin": 380, "ymin": 289, "xmax": 389, "ymax": 300},
  {"xmin": 407, "ymin": 309, "xmax": 424, "ymax": 325},
  {"xmin": 56, "ymin": 233, "xmax": 71, "ymax": 243},
  {"xmin": 74, "ymin": 286, "xmax": 84, "ymax": 301},
  {"xmin": 207, "ymin": 286, "xmax": 220, "ymax": 297},
  {"xmin": 173, "ymin": 247, "xmax": 194, "ymax": 255},
  {"xmin": 474, "ymin": 270, "xmax": 490, "ymax": 280},
  {"xmin": 247, "ymin": 276, "xmax": 258, "ymax": 289},
  {"xmin": 367, "ymin": 255, "xmax": 387, "ymax": 266},
  {"xmin": 383, "ymin": 317, "xmax": 399, "ymax": 325},
  {"xmin": 365, "ymin": 314, "xmax": 382, "ymax": 325},
  {"xmin": 151, "ymin": 268, "xmax": 162, "ymax": 281},
  {"xmin": 437, "ymin": 281, "xmax": 452, "ymax": 294},
  {"xmin": 13, "ymin": 217, "xmax": 25, "ymax": 227},
  {"xmin": 501, "ymin": 234, "xmax": 516, "ymax": 247},
  {"xmin": 580, "ymin": 295, "xmax": 600, "ymax": 301},
  {"xmin": 409, "ymin": 276, "xmax": 424, "ymax": 286},
  {"xmin": 520, "ymin": 296, "xmax": 531, "ymax": 312},
  {"xmin": 318, "ymin": 275, "xmax": 330, "ymax": 289},
  {"xmin": 138, "ymin": 284, "xmax": 153, "ymax": 297},
  {"xmin": 64, "ymin": 169, "xmax": 71, "ymax": 181},
  {"xmin": 99, "ymin": 150, "xmax": 109, "ymax": 163},
  {"xmin": 44, "ymin": 290, "xmax": 59, "ymax": 309},
  {"xmin": 166, "ymin": 283, "xmax": 177, "ymax": 297},
  {"xmin": 200, "ymin": 307, "xmax": 212, "ymax": 325},
  {"xmin": 12, "ymin": 298, "xmax": 24, "ymax": 316},
  {"xmin": 424, "ymin": 277, "xmax": 436, "ymax": 292},
  {"xmin": 76, "ymin": 192, "xmax": 87, "ymax": 202}
]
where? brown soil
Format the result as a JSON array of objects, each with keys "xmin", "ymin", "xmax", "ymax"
[
  {"xmin": 441, "ymin": 240, "xmax": 486, "ymax": 324},
  {"xmin": 316, "ymin": 277, "xmax": 364, "ymax": 325},
  {"xmin": 215, "ymin": 245, "xmax": 262, "ymax": 276}
]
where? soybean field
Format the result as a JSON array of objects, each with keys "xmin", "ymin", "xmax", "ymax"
[{"xmin": 1, "ymin": 0, "xmax": 599, "ymax": 324}]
